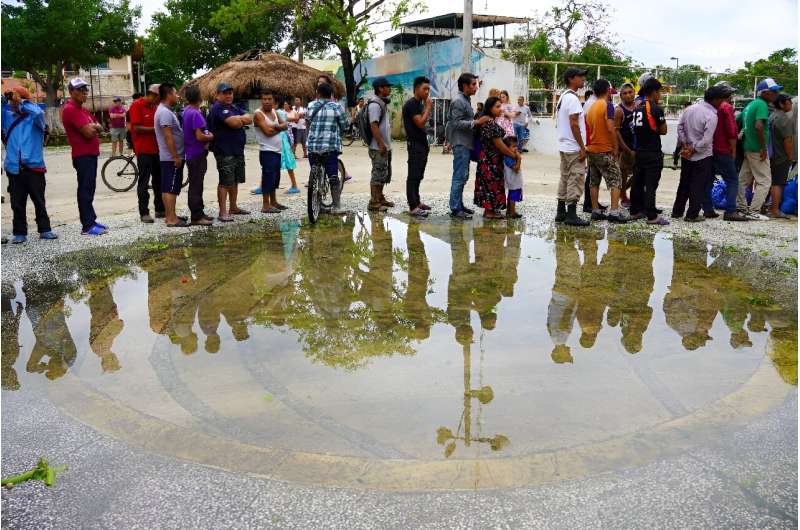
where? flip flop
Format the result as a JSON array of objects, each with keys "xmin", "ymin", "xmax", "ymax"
[
  {"xmin": 261, "ymin": 207, "xmax": 281, "ymax": 214},
  {"xmin": 166, "ymin": 219, "xmax": 189, "ymax": 228},
  {"xmin": 218, "ymin": 216, "xmax": 234, "ymax": 222}
]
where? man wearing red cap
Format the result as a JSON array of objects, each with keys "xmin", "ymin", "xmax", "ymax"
[{"xmin": 2, "ymin": 86, "xmax": 58, "ymax": 243}]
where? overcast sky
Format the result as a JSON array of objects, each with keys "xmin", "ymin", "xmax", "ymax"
[{"xmin": 135, "ymin": 0, "xmax": 798, "ymax": 72}]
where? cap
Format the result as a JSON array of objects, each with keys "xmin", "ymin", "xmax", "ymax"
[
  {"xmin": 756, "ymin": 77, "xmax": 783, "ymax": 93},
  {"xmin": 68, "ymin": 77, "xmax": 89, "ymax": 90},
  {"xmin": 216, "ymin": 82, "xmax": 233, "ymax": 93},
  {"xmin": 713, "ymin": 80, "xmax": 736, "ymax": 94},
  {"xmin": 372, "ymin": 76, "xmax": 392, "ymax": 89},
  {"xmin": 620, "ymin": 82, "xmax": 634, "ymax": 90},
  {"xmin": 113, "ymin": 95, "xmax": 121, "ymax": 101},
  {"xmin": 12, "ymin": 86, "xmax": 31, "ymax": 100},
  {"xmin": 147, "ymin": 83, "xmax": 160, "ymax": 95},
  {"xmin": 562, "ymin": 67, "xmax": 587, "ymax": 84},
  {"xmin": 775, "ymin": 93, "xmax": 792, "ymax": 105}
]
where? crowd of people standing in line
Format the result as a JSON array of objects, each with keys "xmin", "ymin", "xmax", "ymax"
[{"xmin": 1, "ymin": 66, "xmax": 794, "ymax": 244}]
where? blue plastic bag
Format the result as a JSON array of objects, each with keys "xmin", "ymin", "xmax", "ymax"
[
  {"xmin": 781, "ymin": 178, "xmax": 797, "ymax": 215},
  {"xmin": 711, "ymin": 177, "xmax": 728, "ymax": 209}
]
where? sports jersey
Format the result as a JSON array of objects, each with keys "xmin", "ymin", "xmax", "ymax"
[{"xmin": 632, "ymin": 100, "xmax": 666, "ymax": 152}]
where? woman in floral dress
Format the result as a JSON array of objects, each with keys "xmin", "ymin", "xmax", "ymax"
[{"xmin": 474, "ymin": 97, "xmax": 521, "ymax": 219}]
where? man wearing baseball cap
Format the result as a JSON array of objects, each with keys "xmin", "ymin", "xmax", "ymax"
[
  {"xmin": 736, "ymin": 78, "xmax": 782, "ymax": 219},
  {"xmin": 554, "ymin": 67, "xmax": 590, "ymax": 226},
  {"xmin": 129, "ymin": 83, "xmax": 164, "ymax": 223},
  {"xmin": 62, "ymin": 77, "xmax": 108, "ymax": 235},
  {"xmin": 710, "ymin": 81, "xmax": 747, "ymax": 221},
  {"xmin": 366, "ymin": 76, "xmax": 394, "ymax": 211},
  {"xmin": 108, "ymin": 96, "xmax": 126, "ymax": 156},
  {"xmin": 2, "ymin": 86, "xmax": 58, "ymax": 243}
]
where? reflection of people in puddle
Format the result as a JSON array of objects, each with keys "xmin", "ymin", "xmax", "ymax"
[
  {"xmin": 25, "ymin": 290, "xmax": 77, "ymax": 380},
  {"xmin": 605, "ymin": 233, "xmax": 655, "ymax": 354},
  {"xmin": 2, "ymin": 287, "xmax": 22, "ymax": 390},
  {"xmin": 574, "ymin": 232, "xmax": 607, "ymax": 350},
  {"xmin": 547, "ymin": 230, "xmax": 582, "ymax": 363},
  {"xmin": 663, "ymin": 242, "xmax": 723, "ymax": 350},
  {"xmin": 446, "ymin": 222, "xmax": 475, "ymax": 346},
  {"xmin": 403, "ymin": 223, "xmax": 433, "ymax": 340},
  {"xmin": 359, "ymin": 215, "xmax": 394, "ymax": 330},
  {"xmin": 87, "ymin": 278, "xmax": 124, "ymax": 372}
]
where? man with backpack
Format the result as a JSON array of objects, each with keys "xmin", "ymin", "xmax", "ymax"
[
  {"xmin": 2, "ymin": 86, "xmax": 58, "ymax": 243},
  {"xmin": 363, "ymin": 76, "xmax": 394, "ymax": 212}
]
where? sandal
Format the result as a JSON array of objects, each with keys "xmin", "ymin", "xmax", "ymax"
[
  {"xmin": 230, "ymin": 208, "xmax": 250, "ymax": 215},
  {"xmin": 166, "ymin": 219, "xmax": 189, "ymax": 228},
  {"xmin": 218, "ymin": 215, "xmax": 234, "ymax": 222},
  {"xmin": 261, "ymin": 207, "xmax": 281, "ymax": 214},
  {"xmin": 274, "ymin": 204, "xmax": 289, "ymax": 211},
  {"xmin": 507, "ymin": 213, "xmax": 522, "ymax": 219}
]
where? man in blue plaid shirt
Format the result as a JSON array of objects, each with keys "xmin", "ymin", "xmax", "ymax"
[{"xmin": 307, "ymin": 82, "xmax": 349, "ymax": 213}]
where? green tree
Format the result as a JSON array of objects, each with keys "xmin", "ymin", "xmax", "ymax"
[
  {"xmin": 711, "ymin": 48, "xmax": 798, "ymax": 97},
  {"xmin": 537, "ymin": 0, "xmax": 617, "ymax": 55},
  {"xmin": 143, "ymin": 0, "xmax": 293, "ymax": 86},
  {"xmin": 1, "ymin": 0, "xmax": 140, "ymax": 107},
  {"xmin": 214, "ymin": 0, "xmax": 424, "ymax": 107}
]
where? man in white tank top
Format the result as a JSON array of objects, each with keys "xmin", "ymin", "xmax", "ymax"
[{"xmin": 254, "ymin": 92, "xmax": 288, "ymax": 213}]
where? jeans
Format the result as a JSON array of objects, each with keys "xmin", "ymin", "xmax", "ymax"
[
  {"xmin": 513, "ymin": 123, "xmax": 527, "ymax": 150},
  {"xmin": 136, "ymin": 153, "xmax": 164, "ymax": 216},
  {"xmin": 8, "ymin": 169, "xmax": 51, "ymax": 236},
  {"xmin": 583, "ymin": 166, "xmax": 593, "ymax": 209},
  {"xmin": 672, "ymin": 156, "xmax": 713, "ymax": 219},
  {"xmin": 308, "ymin": 152, "xmax": 339, "ymax": 188},
  {"xmin": 407, "ymin": 141, "xmax": 429, "ymax": 210},
  {"xmin": 72, "ymin": 155, "xmax": 98, "ymax": 231},
  {"xmin": 186, "ymin": 152, "xmax": 207, "ymax": 221},
  {"xmin": 713, "ymin": 154, "xmax": 738, "ymax": 214},
  {"xmin": 449, "ymin": 144, "xmax": 471, "ymax": 212}
]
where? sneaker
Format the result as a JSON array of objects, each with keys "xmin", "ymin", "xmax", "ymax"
[
  {"xmin": 419, "ymin": 203, "xmax": 432, "ymax": 211},
  {"xmin": 646, "ymin": 216, "xmax": 670, "ymax": 226},
  {"xmin": 82, "ymin": 224, "xmax": 108, "ymax": 236},
  {"xmin": 629, "ymin": 213, "xmax": 645, "ymax": 220},
  {"xmin": 10, "ymin": 235, "xmax": 26, "ymax": 244},
  {"xmin": 684, "ymin": 216, "xmax": 706, "ymax": 223},
  {"xmin": 410, "ymin": 207, "xmax": 429, "ymax": 218},
  {"xmin": 155, "ymin": 211, "xmax": 166, "ymax": 219},
  {"xmin": 745, "ymin": 211, "xmax": 768, "ymax": 221},
  {"xmin": 461, "ymin": 206, "xmax": 475, "ymax": 215},
  {"xmin": 250, "ymin": 187, "xmax": 263, "ymax": 195},
  {"xmin": 607, "ymin": 212, "xmax": 628, "ymax": 223},
  {"xmin": 591, "ymin": 210, "xmax": 608, "ymax": 221},
  {"xmin": 190, "ymin": 218, "xmax": 213, "ymax": 226},
  {"xmin": 704, "ymin": 210, "xmax": 720, "ymax": 219},
  {"xmin": 140, "ymin": 214, "xmax": 155, "ymax": 223},
  {"xmin": 451, "ymin": 210, "xmax": 472, "ymax": 220},
  {"xmin": 286, "ymin": 187, "xmax": 301, "ymax": 194},
  {"xmin": 95, "ymin": 222, "xmax": 109, "ymax": 230},
  {"xmin": 39, "ymin": 231, "xmax": 58, "ymax": 240},
  {"xmin": 723, "ymin": 212, "xmax": 749, "ymax": 222}
]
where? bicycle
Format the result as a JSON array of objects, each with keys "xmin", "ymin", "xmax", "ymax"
[
  {"xmin": 307, "ymin": 155, "xmax": 348, "ymax": 224},
  {"xmin": 341, "ymin": 123, "xmax": 361, "ymax": 147},
  {"xmin": 101, "ymin": 154, "xmax": 190, "ymax": 192}
]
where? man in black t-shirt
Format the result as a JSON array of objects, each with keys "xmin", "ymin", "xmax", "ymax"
[
  {"xmin": 402, "ymin": 76, "xmax": 433, "ymax": 217},
  {"xmin": 630, "ymin": 78, "xmax": 668, "ymax": 224}
]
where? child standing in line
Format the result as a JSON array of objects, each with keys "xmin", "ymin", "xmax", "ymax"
[{"xmin": 503, "ymin": 136, "xmax": 523, "ymax": 218}]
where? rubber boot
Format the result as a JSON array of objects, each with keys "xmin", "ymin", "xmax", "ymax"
[
  {"xmin": 330, "ymin": 183, "xmax": 343, "ymax": 214},
  {"xmin": 564, "ymin": 203, "xmax": 589, "ymax": 226},
  {"xmin": 368, "ymin": 185, "xmax": 388, "ymax": 212},
  {"xmin": 555, "ymin": 200, "xmax": 567, "ymax": 223},
  {"xmin": 379, "ymin": 185, "xmax": 395, "ymax": 208}
]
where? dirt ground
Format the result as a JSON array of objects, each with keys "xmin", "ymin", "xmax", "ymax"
[{"xmin": 0, "ymin": 142, "xmax": 691, "ymax": 228}]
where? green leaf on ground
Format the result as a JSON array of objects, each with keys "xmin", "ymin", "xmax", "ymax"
[{"xmin": 2, "ymin": 458, "xmax": 67, "ymax": 488}]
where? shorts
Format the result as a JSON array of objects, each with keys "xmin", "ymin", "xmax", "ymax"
[
  {"xmin": 771, "ymin": 160, "xmax": 790, "ymax": 186},
  {"xmin": 160, "ymin": 161, "xmax": 184, "ymax": 195},
  {"xmin": 557, "ymin": 151, "xmax": 586, "ymax": 204},
  {"xmin": 293, "ymin": 128, "xmax": 307, "ymax": 145},
  {"xmin": 259, "ymin": 150, "xmax": 282, "ymax": 193},
  {"xmin": 619, "ymin": 150, "xmax": 635, "ymax": 187},
  {"xmin": 215, "ymin": 154, "xmax": 245, "ymax": 187},
  {"xmin": 587, "ymin": 152, "xmax": 622, "ymax": 190},
  {"xmin": 369, "ymin": 148, "xmax": 392, "ymax": 185},
  {"xmin": 508, "ymin": 188, "xmax": 523, "ymax": 202},
  {"xmin": 110, "ymin": 127, "xmax": 126, "ymax": 142}
]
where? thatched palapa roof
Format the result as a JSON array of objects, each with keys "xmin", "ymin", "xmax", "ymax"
[{"xmin": 183, "ymin": 50, "xmax": 346, "ymax": 102}]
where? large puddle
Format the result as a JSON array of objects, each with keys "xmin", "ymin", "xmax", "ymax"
[{"xmin": 2, "ymin": 215, "xmax": 797, "ymax": 489}]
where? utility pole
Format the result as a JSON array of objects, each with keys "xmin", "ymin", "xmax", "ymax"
[{"xmin": 461, "ymin": 0, "xmax": 473, "ymax": 73}]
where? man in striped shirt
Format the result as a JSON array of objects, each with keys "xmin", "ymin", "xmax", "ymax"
[{"xmin": 306, "ymin": 82, "xmax": 349, "ymax": 213}]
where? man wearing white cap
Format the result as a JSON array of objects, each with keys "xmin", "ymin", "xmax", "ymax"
[
  {"xmin": 736, "ymin": 78, "xmax": 782, "ymax": 219},
  {"xmin": 62, "ymin": 78, "xmax": 108, "ymax": 235}
]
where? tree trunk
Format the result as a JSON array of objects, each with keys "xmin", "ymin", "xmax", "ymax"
[{"xmin": 339, "ymin": 44, "xmax": 357, "ymax": 108}]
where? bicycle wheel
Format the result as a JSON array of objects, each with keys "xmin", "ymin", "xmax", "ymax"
[
  {"xmin": 182, "ymin": 165, "xmax": 190, "ymax": 188},
  {"xmin": 308, "ymin": 164, "xmax": 322, "ymax": 224},
  {"xmin": 342, "ymin": 130, "xmax": 355, "ymax": 147},
  {"xmin": 319, "ymin": 167, "xmax": 333, "ymax": 208},
  {"xmin": 337, "ymin": 159, "xmax": 347, "ymax": 193},
  {"xmin": 102, "ymin": 156, "xmax": 138, "ymax": 192}
]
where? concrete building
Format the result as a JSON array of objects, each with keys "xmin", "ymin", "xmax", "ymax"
[{"xmin": 356, "ymin": 13, "xmax": 530, "ymax": 139}]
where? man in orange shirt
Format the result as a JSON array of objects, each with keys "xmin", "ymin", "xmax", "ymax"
[{"xmin": 585, "ymin": 79, "xmax": 627, "ymax": 223}]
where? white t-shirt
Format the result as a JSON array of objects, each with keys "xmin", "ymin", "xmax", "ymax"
[
  {"xmin": 293, "ymin": 106, "xmax": 306, "ymax": 129},
  {"xmin": 254, "ymin": 108, "xmax": 283, "ymax": 153},
  {"xmin": 556, "ymin": 91, "xmax": 586, "ymax": 153}
]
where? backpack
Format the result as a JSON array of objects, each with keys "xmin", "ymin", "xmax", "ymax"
[{"xmin": 357, "ymin": 99, "xmax": 384, "ymax": 145}]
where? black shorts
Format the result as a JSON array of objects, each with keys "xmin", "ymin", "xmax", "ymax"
[
  {"xmin": 259, "ymin": 150, "xmax": 281, "ymax": 193},
  {"xmin": 215, "ymin": 154, "xmax": 246, "ymax": 187},
  {"xmin": 771, "ymin": 161, "xmax": 790, "ymax": 186},
  {"xmin": 160, "ymin": 161, "xmax": 184, "ymax": 195}
]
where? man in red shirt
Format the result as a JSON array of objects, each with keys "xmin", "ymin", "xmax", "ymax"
[
  {"xmin": 710, "ymin": 82, "xmax": 746, "ymax": 221},
  {"xmin": 128, "ymin": 84, "xmax": 164, "ymax": 223},
  {"xmin": 61, "ymin": 78, "xmax": 107, "ymax": 235}
]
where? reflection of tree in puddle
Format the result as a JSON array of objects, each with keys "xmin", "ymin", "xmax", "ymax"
[{"xmin": 2, "ymin": 285, "xmax": 22, "ymax": 390}]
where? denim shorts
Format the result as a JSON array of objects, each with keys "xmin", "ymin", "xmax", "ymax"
[
  {"xmin": 160, "ymin": 161, "xmax": 183, "ymax": 195},
  {"xmin": 259, "ymin": 150, "xmax": 282, "ymax": 192}
]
